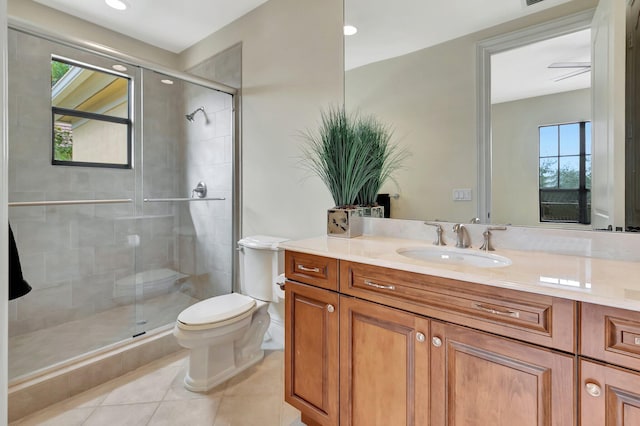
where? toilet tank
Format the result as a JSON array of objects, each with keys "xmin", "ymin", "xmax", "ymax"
[{"xmin": 238, "ymin": 235, "xmax": 288, "ymax": 302}]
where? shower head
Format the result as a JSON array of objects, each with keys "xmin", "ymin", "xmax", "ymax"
[{"xmin": 185, "ymin": 106, "xmax": 206, "ymax": 122}]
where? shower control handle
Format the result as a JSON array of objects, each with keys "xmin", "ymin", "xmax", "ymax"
[{"xmin": 192, "ymin": 181, "xmax": 207, "ymax": 198}]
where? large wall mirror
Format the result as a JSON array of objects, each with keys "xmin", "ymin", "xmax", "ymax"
[{"xmin": 345, "ymin": 0, "xmax": 637, "ymax": 232}]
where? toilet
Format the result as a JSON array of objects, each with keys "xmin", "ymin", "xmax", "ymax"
[{"xmin": 173, "ymin": 235, "xmax": 288, "ymax": 392}]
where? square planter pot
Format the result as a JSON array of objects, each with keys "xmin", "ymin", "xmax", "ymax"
[
  {"xmin": 361, "ymin": 206, "xmax": 384, "ymax": 218},
  {"xmin": 327, "ymin": 207, "xmax": 363, "ymax": 238}
]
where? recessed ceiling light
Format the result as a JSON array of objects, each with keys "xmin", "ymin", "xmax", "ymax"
[
  {"xmin": 344, "ymin": 25, "xmax": 358, "ymax": 36},
  {"xmin": 160, "ymin": 79, "xmax": 174, "ymax": 85},
  {"xmin": 105, "ymin": 0, "xmax": 127, "ymax": 11},
  {"xmin": 112, "ymin": 64, "xmax": 128, "ymax": 72}
]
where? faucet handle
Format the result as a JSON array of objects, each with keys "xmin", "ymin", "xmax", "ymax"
[
  {"xmin": 424, "ymin": 222, "xmax": 446, "ymax": 246},
  {"xmin": 479, "ymin": 226, "xmax": 507, "ymax": 251},
  {"xmin": 470, "ymin": 217, "xmax": 480, "ymax": 224}
]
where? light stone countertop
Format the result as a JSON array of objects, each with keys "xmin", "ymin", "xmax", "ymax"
[{"xmin": 280, "ymin": 235, "xmax": 640, "ymax": 312}]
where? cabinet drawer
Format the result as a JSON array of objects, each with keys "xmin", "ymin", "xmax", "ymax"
[
  {"xmin": 340, "ymin": 261, "xmax": 576, "ymax": 352},
  {"xmin": 581, "ymin": 303, "xmax": 640, "ymax": 371},
  {"xmin": 285, "ymin": 251, "xmax": 338, "ymax": 291}
]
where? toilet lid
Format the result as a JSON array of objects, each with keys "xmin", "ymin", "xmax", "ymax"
[{"xmin": 178, "ymin": 293, "xmax": 256, "ymax": 326}]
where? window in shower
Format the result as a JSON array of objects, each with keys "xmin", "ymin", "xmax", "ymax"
[{"xmin": 51, "ymin": 57, "xmax": 132, "ymax": 168}]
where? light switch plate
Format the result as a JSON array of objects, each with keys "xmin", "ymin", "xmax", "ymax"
[{"xmin": 452, "ymin": 188, "xmax": 472, "ymax": 201}]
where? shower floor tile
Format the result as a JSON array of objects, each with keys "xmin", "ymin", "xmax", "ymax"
[
  {"xmin": 10, "ymin": 350, "xmax": 303, "ymax": 426},
  {"xmin": 9, "ymin": 291, "xmax": 199, "ymax": 381}
]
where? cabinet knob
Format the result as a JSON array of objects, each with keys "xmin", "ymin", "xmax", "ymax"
[
  {"xmin": 416, "ymin": 332, "xmax": 426, "ymax": 342},
  {"xmin": 585, "ymin": 382, "xmax": 602, "ymax": 398},
  {"xmin": 326, "ymin": 304, "xmax": 335, "ymax": 313},
  {"xmin": 432, "ymin": 336, "xmax": 443, "ymax": 347}
]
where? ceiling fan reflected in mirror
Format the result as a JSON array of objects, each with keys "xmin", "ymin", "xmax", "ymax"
[{"xmin": 548, "ymin": 62, "xmax": 591, "ymax": 81}]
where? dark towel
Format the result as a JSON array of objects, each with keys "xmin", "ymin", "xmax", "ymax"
[{"xmin": 9, "ymin": 224, "xmax": 31, "ymax": 300}]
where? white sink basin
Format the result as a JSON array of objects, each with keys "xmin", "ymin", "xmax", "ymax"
[{"xmin": 396, "ymin": 246, "xmax": 511, "ymax": 268}]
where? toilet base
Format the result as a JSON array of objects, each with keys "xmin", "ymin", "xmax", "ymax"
[
  {"xmin": 179, "ymin": 303, "xmax": 270, "ymax": 393},
  {"xmin": 183, "ymin": 348, "xmax": 264, "ymax": 392}
]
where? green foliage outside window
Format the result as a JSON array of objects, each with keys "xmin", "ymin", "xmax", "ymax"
[
  {"xmin": 53, "ymin": 124, "xmax": 73, "ymax": 161},
  {"xmin": 51, "ymin": 61, "xmax": 71, "ymax": 87}
]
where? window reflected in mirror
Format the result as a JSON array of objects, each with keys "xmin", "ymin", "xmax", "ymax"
[
  {"xmin": 51, "ymin": 58, "xmax": 131, "ymax": 168},
  {"xmin": 539, "ymin": 121, "xmax": 591, "ymax": 224}
]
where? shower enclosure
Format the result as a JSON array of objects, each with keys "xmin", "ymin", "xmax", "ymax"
[{"xmin": 7, "ymin": 28, "xmax": 237, "ymax": 382}]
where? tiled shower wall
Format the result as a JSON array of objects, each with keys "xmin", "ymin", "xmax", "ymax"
[{"xmin": 7, "ymin": 29, "xmax": 235, "ymax": 350}]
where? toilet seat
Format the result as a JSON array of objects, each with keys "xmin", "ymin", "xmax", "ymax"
[{"xmin": 177, "ymin": 293, "xmax": 256, "ymax": 331}]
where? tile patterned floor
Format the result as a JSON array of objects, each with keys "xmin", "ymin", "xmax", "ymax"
[{"xmin": 10, "ymin": 350, "xmax": 303, "ymax": 426}]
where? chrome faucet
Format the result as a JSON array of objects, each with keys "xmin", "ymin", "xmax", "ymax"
[
  {"xmin": 424, "ymin": 222, "xmax": 446, "ymax": 246},
  {"xmin": 479, "ymin": 226, "xmax": 507, "ymax": 251},
  {"xmin": 452, "ymin": 223, "xmax": 470, "ymax": 248}
]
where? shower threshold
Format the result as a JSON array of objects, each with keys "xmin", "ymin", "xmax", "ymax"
[{"xmin": 8, "ymin": 290, "xmax": 197, "ymax": 383}]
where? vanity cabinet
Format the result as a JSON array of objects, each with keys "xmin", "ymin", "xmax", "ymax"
[
  {"xmin": 579, "ymin": 303, "xmax": 640, "ymax": 424},
  {"xmin": 284, "ymin": 250, "xmax": 578, "ymax": 425},
  {"xmin": 430, "ymin": 321, "xmax": 575, "ymax": 425},
  {"xmin": 285, "ymin": 280, "xmax": 339, "ymax": 426},
  {"xmin": 339, "ymin": 296, "xmax": 430, "ymax": 425},
  {"xmin": 580, "ymin": 360, "xmax": 640, "ymax": 425},
  {"xmin": 339, "ymin": 259, "xmax": 576, "ymax": 353},
  {"xmin": 284, "ymin": 281, "xmax": 430, "ymax": 426}
]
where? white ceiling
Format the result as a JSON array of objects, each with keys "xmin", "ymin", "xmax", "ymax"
[
  {"xmin": 32, "ymin": 0, "xmax": 591, "ymax": 102},
  {"xmin": 492, "ymin": 29, "xmax": 591, "ymax": 104},
  {"xmin": 344, "ymin": 0, "xmax": 574, "ymax": 70},
  {"xmin": 33, "ymin": 0, "xmax": 270, "ymax": 53}
]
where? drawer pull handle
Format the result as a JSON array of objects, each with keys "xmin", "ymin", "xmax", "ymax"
[
  {"xmin": 585, "ymin": 382, "xmax": 602, "ymax": 398},
  {"xmin": 364, "ymin": 280, "xmax": 395, "ymax": 291},
  {"xmin": 472, "ymin": 303, "xmax": 520, "ymax": 319},
  {"xmin": 297, "ymin": 265, "xmax": 320, "ymax": 273},
  {"xmin": 635, "ymin": 337, "xmax": 640, "ymax": 345}
]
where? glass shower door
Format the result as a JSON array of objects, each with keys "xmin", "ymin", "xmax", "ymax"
[
  {"xmin": 7, "ymin": 29, "xmax": 142, "ymax": 381},
  {"xmin": 136, "ymin": 69, "xmax": 234, "ymax": 333}
]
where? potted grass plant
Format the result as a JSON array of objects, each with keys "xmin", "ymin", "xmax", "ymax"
[
  {"xmin": 300, "ymin": 107, "xmax": 378, "ymax": 237},
  {"xmin": 355, "ymin": 115, "xmax": 407, "ymax": 218}
]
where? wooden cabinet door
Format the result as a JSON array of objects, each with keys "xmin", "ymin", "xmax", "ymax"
[
  {"xmin": 285, "ymin": 281, "xmax": 339, "ymax": 426},
  {"xmin": 581, "ymin": 360, "xmax": 640, "ymax": 425},
  {"xmin": 339, "ymin": 296, "xmax": 430, "ymax": 426},
  {"xmin": 430, "ymin": 321, "xmax": 575, "ymax": 426}
]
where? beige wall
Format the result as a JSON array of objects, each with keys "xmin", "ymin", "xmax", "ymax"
[
  {"xmin": 346, "ymin": 36, "xmax": 478, "ymax": 222},
  {"xmin": 491, "ymin": 89, "xmax": 591, "ymax": 227},
  {"xmin": 345, "ymin": 0, "xmax": 597, "ymax": 223},
  {"xmin": 72, "ymin": 103, "xmax": 129, "ymax": 164},
  {"xmin": 180, "ymin": 0, "xmax": 344, "ymax": 239}
]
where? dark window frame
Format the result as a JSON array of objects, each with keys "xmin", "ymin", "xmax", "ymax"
[
  {"xmin": 538, "ymin": 121, "xmax": 591, "ymax": 224},
  {"xmin": 51, "ymin": 57, "xmax": 132, "ymax": 169}
]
